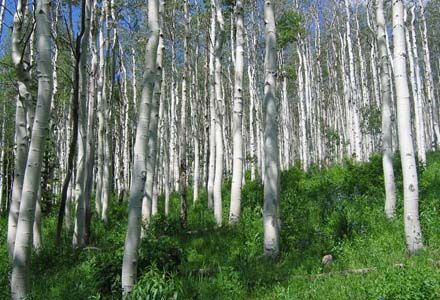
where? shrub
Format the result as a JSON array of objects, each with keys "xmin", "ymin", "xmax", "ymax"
[{"xmin": 130, "ymin": 266, "xmax": 182, "ymax": 300}]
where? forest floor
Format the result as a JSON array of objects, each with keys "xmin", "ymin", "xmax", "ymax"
[{"xmin": 2, "ymin": 152, "xmax": 440, "ymax": 299}]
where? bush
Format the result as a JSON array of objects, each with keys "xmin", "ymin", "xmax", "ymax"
[{"xmin": 130, "ymin": 266, "xmax": 182, "ymax": 300}]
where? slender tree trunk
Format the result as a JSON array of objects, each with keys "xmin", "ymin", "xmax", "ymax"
[
  {"xmin": 95, "ymin": 5, "xmax": 106, "ymax": 218},
  {"xmin": 418, "ymin": 0, "xmax": 438, "ymax": 148},
  {"xmin": 0, "ymin": 102, "xmax": 5, "ymax": 213},
  {"xmin": 73, "ymin": 0, "xmax": 91, "ymax": 249},
  {"xmin": 207, "ymin": 3, "xmax": 216, "ymax": 209},
  {"xmin": 263, "ymin": 0, "xmax": 280, "ymax": 258},
  {"xmin": 11, "ymin": 0, "xmax": 53, "ymax": 295},
  {"xmin": 8, "ymin": 0, "xmax": 32, "ymax": 261},
  {"xmin": 121, "ymin": 0, "xmax": 159, "ymax": 296},
  {"xmin": 213, "ymin": 0, "xmax": 225, "ymax": 226},
  {"xmin": 179, "ymin": 0, "xmax": 190, "ymax": 228},
  {"xmin": 229, "ymin": 0, "xmax": 244, "ymax": 224},
  {"xmin": 84, "ymin": 0, "xmax": 98, "ymax": 243},
  {"xmin": 0, "ymin": 0, "xmax": 5, "ymax": 44},
  {"xmin": 345, "ymin": 0, "xmax": 361, "ymax": 161},
  {"xmin": 407, "ymin": 6, "xmax": 426, "ymax": 165},
  {"xmin": 376, "ymin": 0, "xmax": 397, "ymax": 219},
  {"xmin": 392, "ymin": 0, "xmax": 423, "ymax": 253},
  {"xmin": 143, "ymin": 0, "xmax": 164, "ymax": 224},
  {"xmin": 33, "ymin": 186, "xmax": 42, "ymax": 250}
]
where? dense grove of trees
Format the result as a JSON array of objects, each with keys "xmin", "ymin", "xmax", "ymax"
[{"xmin": 0, "ymin": 0, "xmax": 439, "ymax": 298}]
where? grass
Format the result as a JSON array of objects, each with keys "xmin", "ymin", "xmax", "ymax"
[{"xmin": 2, "ymin": 152, "xmax": 440, "ymax": 299}]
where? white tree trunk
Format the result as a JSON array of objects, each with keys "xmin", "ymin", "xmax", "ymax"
[
  {"xmin": 121, "ymin": 0, "xmax": 159, "ymax": 295},
  {"xmin": 377, "ymin": 0, "xmax": 397, "ymax": 219},
  {"xmin": 418, "ymin": 0, "xmax": 439, "ymax": 147},
  {"xmin": 297, "ymin": 47, "xmax": 308, "ymax": 170},
  {"xmin": 11, "ymin": 0, "xmax": 53, "ymax": 295},
  {"xmin": 0, "ymin": 102, "xmax": 5, "ymax": 213},
  {"xmin": 229, "ymin": 0, "xmax": 244, "ymax": 224},
  {"xmin": 263, "ymin": 0, "xmax": 280, "ymax": 258},
  {"xmin": 178, "ymin": 0, "xmax": 190, "ymax": 227},
  {"xmin": 345, "ymin": 0, "xmax": 362, "ymax": 161},
  {"xmin": 213, "ymin": 0, "xmax": 225, "ymax": 226},
  {"xmin": 8, "ymin": 0, "xmax": 32, "ymax": 261},
  {"xmin": 73, "ymin": 0, "xmax": 92, "ymax": 249},
  {"xmin": 33, "ymin": 186, "xmax": 42, "ymax": 250},
  {"xmin": 207, "ymin": 3, "xmax": 216, "ymax": 209},
  {"xmin": 407, "ymin": 6, "xmax": 426, "ymax": 165},
  {"xmin": 95, "ymin": 6, "xmax": 106, "ymax": 217},
  {"xmin": 0, "ymin": 0, "xmax": 5, "ymax": 43},
  {"xmin": 143, "ymin": 0, "xmax": 164, "ymax": 223},
  {"xmin": 392, "ymin": 0, "xmax": 423, "ymax": 253}
]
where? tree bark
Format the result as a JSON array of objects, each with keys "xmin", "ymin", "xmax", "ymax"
[
  {"xmin": 263, "ymin": 0, "xmax": 280, "ymax": 258},
  {"xmin": 121, "ymin": 0, "xmax": 159, "ymax": 296},
  {"xmin": 73, "ymin": 0, "xmax": 91, "ymax": 249},
  {"xmin": 229, "ymin": 0, "xmax": 244, "ymax": 224},
  {"xmin": 376, "ymin": 0, "xmax": 397, "ymax": 219},
  {"xmin": 392, "ymin": 0, "xmax": 423, "ymax": 253},
  {"xmin": 11, "ymin": 0, "xmax": 53, "ymax": 295},
  {"xmin": 207, "ymin": 3, "xmax": 216, "ymax": 210},
  {"xmin": 8, "ymin": 0, "xmax": 32, "ymax": 261},
  {"xmin": 213, "ymin": 0, "xmax": 225, "ymax": 227}
]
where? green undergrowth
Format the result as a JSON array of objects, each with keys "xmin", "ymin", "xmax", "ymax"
[{"xmin": 2, "ymin": 152, "xmax": 440, "ymax": 299}]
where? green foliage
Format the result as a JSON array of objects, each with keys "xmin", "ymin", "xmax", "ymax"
[
  {"xmin": 277, "ymin": 11, "xmax": 305, "ymax": 49},
  {"xmin": 139, "ymin": 220, "xmax": 185, "ymax": 273},
  {"xmin": 0, "ymin": 219, "xmax": 9, "ymax": 300},
  {"xmin": 4, "ymin": 152, "xmax": 440, "ymax": 299},
  {"xmin": 130, "ymin": 266, "xmax": 182, "ymax": 300},
  {"xmin": 360, "ymin": 105, "xmax": 382, "ymax": 135},
  {"xmin": 283, "ymin": 61, "xmax": 298, "ymax": 81}
]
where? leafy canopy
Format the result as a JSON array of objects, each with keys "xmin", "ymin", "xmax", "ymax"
[{"xmin": 277, "ymin": 10, "xmax": 304, "ymax": 48}]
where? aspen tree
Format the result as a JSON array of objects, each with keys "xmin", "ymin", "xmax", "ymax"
[
  {"xmin": 11, "ymin": 0, "xmax": 53, "ymax": 295},
  {"xmin": 100, "ymin": 0, "xmax": 115, "ymax": 224},
  {"xmin": 73, "ymin": 0, "xmax": 92, "ymax": 249},
  {"xmin": 392, "ymin": 0, "xmax": 423, "ymax": 253},
  {"xmin": 192, "ymin": 16, "xmax": 201, "ymax": 203},
  {"xmin": 33, "ymin": 187, "xmax": 42, "ymax": 250},
  {"xmin": 345, "ymin": 0, "xmax": 361, "ymax": 161},
  {"xmin": 297, "ymin": 46, "xmax": 308, "ymax": 170},
  {"xmin": 119, "ymin": 43, "xmax": 130, "ymax": 200},
  {"xmin": 144, "ymin": 0, "xmax": 164, "ymax": 224},
  {"xmin": 8, "ymin": 0, "xmax": 32, "ymax": 260},
  {"xmin": 213, "ymin": 0, "xmax": 226, "ymax": 226},
  {"xmin": 95, "ymin": 5, "xmax": 106, "ymax": 217},
  {"xmin": 207, "ymin": 2, "xmax": 216, "ymax": 209},
  {"xmin": 84, "ymin": 6, "xmax": 98, "ymax": 241},
  {"xmin": 407, "ymin": 6, "xmax": 426, "ymax": 165},
  {"xmin": 230, "ymin": 0, "xmax": 244, "ymax": 224},
  {"xmin": 0, "ymin": 0, "xmax": 5, "ymax": 43},
  {"xmin": 179, "ymin": 0, "xmax": 190, "ymax": 227},
  {"xmin": 263, "ymin": 0, "xmax": 280, "ymax": 258},
  {"xmin": 376, "ymin": 0, "xmax": 397, "ymax": 219},
  {"xmin": 0, "ymin": 102, "xmax": 4, "ymax": 213},
  {"xmin": 418, "ymin": 0, "xmax": 438, "ymax": 148},
  {"xmin": 121, "ymin": 0, "xmax": 159, "ymax": 295}
]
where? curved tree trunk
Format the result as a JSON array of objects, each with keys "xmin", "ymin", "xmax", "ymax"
[
  {"xmin": 7, "ymin": 0, "xmax": 32, "ymax": 261},
  {"xmin": 11, "ymin": 0, "xmax": 53, "ymax": 295},
  {"xmin": 121, "ymin": 0, "xmax": 159, "ymax": 296}
]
